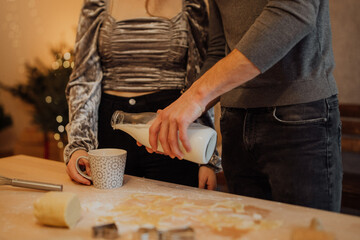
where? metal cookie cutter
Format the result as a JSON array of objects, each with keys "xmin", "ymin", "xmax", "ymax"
[
  {"xmin": 161, "ymin": 227, "xmax": 195, "ymax": 240},
  {"xmin": 135, "ymin": 226, "xmax": 195, "ymax": 240},
  {"xmin": 92, "ymin": 223, "xmax": 119, "ymax": 239}
]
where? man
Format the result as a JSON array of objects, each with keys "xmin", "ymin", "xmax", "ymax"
[{"xmin": 147, "ymin": 0, "xmax": 342, "ymax": 211}]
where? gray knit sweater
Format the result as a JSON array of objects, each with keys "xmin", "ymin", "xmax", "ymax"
[{"xmin": 202, "ymin": 0, "xmax": 338, "ymax": 108}]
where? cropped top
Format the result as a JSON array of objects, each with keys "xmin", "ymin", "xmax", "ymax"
[
  {"xmin": 64, "ymin": 0, "xmax": 221, "ymax": 171},
  {"xmin": 99, "ymin": 13, "xmax": 188, "ymax": 91}
]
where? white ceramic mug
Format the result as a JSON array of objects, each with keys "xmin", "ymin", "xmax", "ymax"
[{"xmin": 75, "ymin": 148, "xmax": 127, "ymax": 189}]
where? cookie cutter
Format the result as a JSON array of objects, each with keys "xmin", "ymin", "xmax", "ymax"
[
  {"xmin": 92, "ymin": 223, "xmax": 119, "ymax": 239},
  {"xmin": 136, "ymin": 226, "xmax": 195, "ymax": 240}
]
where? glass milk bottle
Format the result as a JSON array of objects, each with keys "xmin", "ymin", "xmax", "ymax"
[{"xmin": 111, "ymin": 110, "xmax": 217, "ymax": 164}]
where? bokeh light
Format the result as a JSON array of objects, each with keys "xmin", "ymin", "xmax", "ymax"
[
  {"xmin": 45, "ymin": 96, "xmax": 52, "ymax": 103},
  {"xmin": 56, "ymin": 115, "xmax": 63, "ymax": 123}
]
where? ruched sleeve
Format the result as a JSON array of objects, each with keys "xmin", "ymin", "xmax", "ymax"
[
  {"xmin": 184, "ymin": 0, "xmax": 208, "ymax": 89},
  {"xmin": 199, "ymin": 0, "xmax": 225, "ymax": 76},
  {"xmin": 63, "ymin": 0, "xmax": 106, "ymax": 164},
  {"xmin": 184, "ymin": 0, "xmax": 222, "ymax": 172}
]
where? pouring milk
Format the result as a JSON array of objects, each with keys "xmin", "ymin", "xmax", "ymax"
[{"xmin": 111, "ymin": 111, "xmax": 217, "ymax": 164}]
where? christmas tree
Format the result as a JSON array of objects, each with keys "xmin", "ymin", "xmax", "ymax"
[
  {"xmin": 0, "ymin": 47, "xmax": 73, "ymax": 157},
  {"xmin": 0, "ymin": 104, "xmax": 12, "ymax": 132}
]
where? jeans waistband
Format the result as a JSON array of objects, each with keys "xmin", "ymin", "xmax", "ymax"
[
  {"xmin": 101, "ymin": 90, "xmax": 181, "ymax": 105},
  {"xmin": 223, "ymin": 95, "xmax": 338, "ymax": 113}
]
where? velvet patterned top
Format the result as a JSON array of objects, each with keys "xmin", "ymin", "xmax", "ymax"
[
  {"xmin": 99, "ymin": 12, "xmax": 188, "ymax": 91},
  {"xmin": 64, "ymin": 0, "xmax": 221, "ymax": 171}
]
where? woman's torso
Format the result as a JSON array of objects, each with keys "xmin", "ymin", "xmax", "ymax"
[{"xmin": 98, "ymin": 0, "xmax": 188, "ymax": 97}]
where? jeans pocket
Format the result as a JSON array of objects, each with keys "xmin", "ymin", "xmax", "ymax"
[{"xmin": 272, "ymin": 99, "xmax": 328, "ymax": 125}]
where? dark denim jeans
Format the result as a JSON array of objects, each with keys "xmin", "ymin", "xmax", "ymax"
[{"xmin": 220, "ymin": 95, "xmax": 343, "ymax": 212}]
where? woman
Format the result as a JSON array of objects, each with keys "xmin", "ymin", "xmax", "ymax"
[{"xmin": 64, "ymin": 0, "xmax": 221, "ymax": 189}]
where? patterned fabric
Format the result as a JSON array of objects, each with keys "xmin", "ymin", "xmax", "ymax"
[{"xmin": 64, "ymin": 0, "xmax": 221, "ymax": 172}]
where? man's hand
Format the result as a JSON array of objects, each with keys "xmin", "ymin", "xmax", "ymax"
[
  {"xmin": 149, "ymin": 88, "xmax": 205, "ymax": 159},
  {"xmin": 66, "ymin": 149, "xmax": 91, "ymax": 185},
  {"xmin": 198, "ymin": 166, "xmax": 217, "ymax": 190},
  {"xmin": 148, "ymin": 49, "xmax": 260, "ymax": 159}
]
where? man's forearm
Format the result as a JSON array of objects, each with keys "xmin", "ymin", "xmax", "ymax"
[
  {"xmin": 190, "ymin": 49, "xmax": 261, "ymax": 111},
  {"xmin": 148, "ymin": 49, "xmax": 260, "ymax": 159}
]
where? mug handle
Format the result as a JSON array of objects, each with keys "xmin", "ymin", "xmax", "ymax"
[{"xmin": 75, "ymin": 156, "xmax": 92, "ymax": 181}]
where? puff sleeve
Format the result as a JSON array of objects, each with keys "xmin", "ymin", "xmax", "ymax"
[
  {"xmin": 63, "ymin": 0, "xmax": 106, "ymax": 164},
  {"xmin": 183, "ymin": 0, "xmax": 208, "ymax": 89},
  {"xmin": 184, "ymin": 0, "xmax": 222, "ymax": 172}
]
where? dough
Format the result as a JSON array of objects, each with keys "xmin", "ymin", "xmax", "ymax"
[
  {"xmin": 33, "ymin": 192, "xmax": 81, "ymax": 228},
  {"xmin": 96, "ymin": 193, "xmax": 280, "ymax": 237},
  {"xmin": 291, "ymin": 218, "xmax": 335, "ymax": 240}
]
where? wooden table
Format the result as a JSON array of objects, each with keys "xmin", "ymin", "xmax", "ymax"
[{"xmin": 1, "ymin": 155, "xmax": 360, "ymax": 240}]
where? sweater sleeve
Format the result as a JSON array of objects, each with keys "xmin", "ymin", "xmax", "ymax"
[
  {"xmin": 63, "ymin": 0, "xmax": 106, "ymax": 164},
  {"xmin": 236, "ymin": 0, "xmax": 320, "ymax": 73}
]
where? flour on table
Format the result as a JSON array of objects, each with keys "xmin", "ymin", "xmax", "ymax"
[{"xmin": 83, "ymin": 193, "xmax": 281, "ymax": 239}]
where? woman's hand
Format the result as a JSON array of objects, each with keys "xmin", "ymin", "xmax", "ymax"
[
  {"xmin": 198, "ymin": 166, "xmax": 217, "ymax": 190},
  {"xmin": 66, "ymin": 149, "xmax": 91, "ymax": 185}
]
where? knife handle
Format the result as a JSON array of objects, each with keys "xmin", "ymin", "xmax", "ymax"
[{"xmin": 11, "ymin": 179, "xmax": 63, "ymax": 191}]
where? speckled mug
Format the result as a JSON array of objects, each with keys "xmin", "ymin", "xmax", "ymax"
[{"xmin": 75, "ymin": 148, "xmax": 127, "ymax": 189}]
